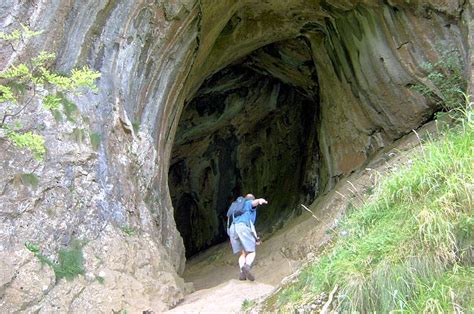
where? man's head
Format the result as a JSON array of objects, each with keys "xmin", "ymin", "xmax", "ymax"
[{"xmin": 245, "ymin": 193, "xmax": 255, "ymax": 200}]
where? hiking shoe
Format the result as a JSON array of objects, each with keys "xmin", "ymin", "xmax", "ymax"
[
  {"xmin": 239, "ymin": 271, "xmax": 246, "ymax": 281},
  {"xmin": 242, "ymin": 264, "xmax": 255, "ymax": 281}
]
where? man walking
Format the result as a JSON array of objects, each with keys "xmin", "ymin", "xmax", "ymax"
[{"xmin": 228, "ymin": 193, "xmax": 268, "ymax": 281}]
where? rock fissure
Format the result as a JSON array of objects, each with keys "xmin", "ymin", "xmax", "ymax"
[{"xmin": 67, "ymin": 286, "xmax": 86, "ymax": 312}]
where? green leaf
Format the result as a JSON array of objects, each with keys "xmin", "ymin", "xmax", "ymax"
[
  {"xmin": 410, "ymin": 48, "xmax": 466, "ymax": 111},
  {"xmin": 0, "ymin": 29, "xmax": 21, "ymax": 40},
  {"xmin": 7, "ymin": 131, "xmax": 46, "ymax": 160},
  {"xmin": 32, "ymin": 51, "xmax": 56, "ymax": 68},
  {"xmin": 20, "ymin": 173, "xmax": 39, "ymax": 188},
  {"xmin": 20, "ymin": 24, "xmax": 44, "ymax": 39},
  {"xmin": 0, "ymin": 63, "xmax": 32, "ymax": 81},
  {"xmin": 0, "ymin": 28, "xmax": 100, "ymax": 164},
  {"xmin": 40, "ymin": 68, "xmax": 72, "ymax": 89},
  {"xmin": 25, "ymin": 241, "xmax": 40, "ymax": 253},
  {"xmin": 0, "ymin": 85, "xmax": 16, "ymax": 103},
  {"xmin": 43, "ymin": 94, "xmax": 62, "ymax": 110},
  {"xmin": 90, "ymin": 132, "xmax": 101, "ymax": 150},
  {"xmin": 70, "ymin": 66, "xmax": 101, "ymax": 92}
]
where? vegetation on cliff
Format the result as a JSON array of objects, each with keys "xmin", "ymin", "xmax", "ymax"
[
  {"xmin": 25, "ymin": 240, "xmax": 86, "ymax": 282},
  {"xmin": 0, "ymin": 26, "xmax": 100, "ymax": 161},
  {"xmin": 244, "ymin": 44, "xmax": 473, "ymax": 313},
  {"xmin": 260, "ymin": 105, "xmax": 473, "ymax": 312}
]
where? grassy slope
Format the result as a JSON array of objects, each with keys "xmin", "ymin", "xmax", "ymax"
[{"xmin": 260, "ymin": 110, "xmax": 473, "ymax": 313}]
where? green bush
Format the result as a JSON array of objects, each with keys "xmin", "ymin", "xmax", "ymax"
[
  {"xmin": 20, "ymin": 173, "xmax": 39, "ymax": 188},
  {"xmin": 412, "ymin": 48, "xmax": 466, "ymax": 111},
  {"xmin": 121, "ymin": 225, "xmax": 136, "ymax": 236},
  {"xmin": 54, "ymin": 242, "xmax": 86, "ymax": 281},
  {"xmin": 0, "ymin": 24, "xmax": 43, "ymax": 40},
  {"xmin": 6, "ymin": 130, "xmax": 46, "ymax": 160},
  {"xmin": 42, "ymin": 95, "xmax": 62, "ymax": 110},
  {"xmin": 90, "ymin": 132, "xmax": 101, "ymax": 150},
  {"xmin": 25, "ymin": 240, "xmax": 86, "ymax": 282},
  {"xmin": 0, "ymin": 26, "xmax": 100, "ymax": 161}
]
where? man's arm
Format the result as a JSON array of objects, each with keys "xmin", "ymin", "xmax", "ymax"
[{"xmin": 251, "ymin": 198, "xmax": 268, "ymax": 207}]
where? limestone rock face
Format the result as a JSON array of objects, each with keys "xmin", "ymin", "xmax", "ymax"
[
  {"xmin": 170, "ymin": 1, "xmax": 470, "ymax": 255},
  {"xmin": 0, "ymin": 0, "xmax": 196, "ymax": 311},
  {"xmin": 0, "ymin": 0, "xmax": 471, "ymax": 311}
]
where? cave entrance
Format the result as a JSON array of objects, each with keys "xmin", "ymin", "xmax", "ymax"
[{"xmin": 169, "ymin": 38, "xmax": 322, "ymax": 258}]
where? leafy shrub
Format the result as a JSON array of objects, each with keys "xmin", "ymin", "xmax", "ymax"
[
  {"xmin": 90, "ymin": 132, "xmax": 101, "ymax": 150},
  {"xmin": 0, "ymin": 24, "xmax": 43, "ymax": 40},
  {"xmin": 20, "ymin": 173, "xmax": 39, "ymax": 188},
  {"xmin": 25, "ymin": 240, "xmax": 86, "ymax": 282},
  {"xmin": 412, "ymin": 48, "xmax": 466, "ymax": 111},
  {"xmin": 121, "ymin": 225, "xmax": 136, "ymax": 236},
  {"xmin": 42, "ymin": 95, "xmax": 62, "ymax": 110},
  {"xmin": 54, "ymin": 242, "xmax": 86, "ymax": 281},
  {"xmin": 6, "ymin": 130, "xmax": 46, "ymax": 160},
  {"xmin": 0, "ymin": 26, "xmax": 100, "ymax": 161}
]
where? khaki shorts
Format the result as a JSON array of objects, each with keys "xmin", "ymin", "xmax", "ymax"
[{"xmin": 229, "ymin": 223, "xmax": 256, "ymax": 254}]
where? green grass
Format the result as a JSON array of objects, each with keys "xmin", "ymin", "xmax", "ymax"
[
  {"xmin": 263, "ymin": 108, "xmax": 473, "ymax": 313},
  {"xmin": 25, "ymin": 240, "xmax": 86, "ymax": 282},
  {"xmin": 242, "ymin": 299, "xmax": 256, "ymax": 311},
  {"xmin": 121, "ymin": 225, "xmax": 136, "ymax": 236},
  {"xmin": 54, "ymin": 241, "xmax": 85, "ymax": 281},
  {"xmin": 96, "ymin": 275, "xmax": 105, "ymax": 284},
  {"xmin": 90, "ymin": 132, "xmax": 101, "ymax": 150},
  {"xmin": 20, "ymin": 173, "xmax": 39, "ymax": 188},
  {"xmin": 132, "ymin": 120, "xmax": 140, "ymax": 133}
]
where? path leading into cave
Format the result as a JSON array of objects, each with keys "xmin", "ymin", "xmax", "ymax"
[
  {"xmin": 166, "ymin": 125, "xmax": 430, "ymax": 313},
  {"xmin": 165, "ymin": 182, "xmax": 353, "ymax": 314}
]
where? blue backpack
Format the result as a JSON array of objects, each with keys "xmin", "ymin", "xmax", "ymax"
[{"xmin": 226, "ymin": 196, "xmax": 246, "ymax": 235}]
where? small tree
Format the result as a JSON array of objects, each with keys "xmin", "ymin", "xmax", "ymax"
[
  {"xmin": 0, "ymin": 25, "xmax": 100, "ymax": 160},
  {"xmin": 412, "ymin": 48, "xmax": 466, "ymax": 111}
]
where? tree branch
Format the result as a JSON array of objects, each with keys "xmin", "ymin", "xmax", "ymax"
[{"xmin": 321, "ymin": 284, "xmax": 338, "ymax": 314}]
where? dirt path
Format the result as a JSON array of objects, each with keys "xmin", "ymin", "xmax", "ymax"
[
  {"xmin": 166, "ymin": 280, "xmax": 274, "ymax": 313},
  {"xmin": 167, "ymin": 123, "xmax": 434, "ymax": 313},
  {"xmin": 166, "ymin": 183, "xmax": 353, "ymax": 314}
]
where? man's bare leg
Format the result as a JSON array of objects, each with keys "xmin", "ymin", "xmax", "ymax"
[
  {"xmin": 242, "ymin": 251, "xmax": 256, "ymax": 281},
  {"xmin": 245, "ymin": 252, "xmax": 255, "ymax": 267},
  {"xmin": 239, "ymin": 251, "xmax": 247, "ymax": 280}
]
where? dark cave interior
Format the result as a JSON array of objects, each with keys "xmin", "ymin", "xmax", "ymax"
[{"xmin": 169, "ymin": 38, "xmax": 323, "ymax": 257}]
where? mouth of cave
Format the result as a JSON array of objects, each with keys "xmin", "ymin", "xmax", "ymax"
[{"xmin": 169, "ymin": 37, "xmax": 322, "ymax": 258}]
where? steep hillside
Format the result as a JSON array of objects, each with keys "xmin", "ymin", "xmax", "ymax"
[{"xmin": 257, "ymin": 109, "xmax": 473, "ymax": 313}]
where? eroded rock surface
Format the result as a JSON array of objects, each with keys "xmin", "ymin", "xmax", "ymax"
[
  {"xmin": 170, "ymin": 1, "xmax": 469, "ymax": 256},
  {"xmin": 1, "ymin": 0, "xmax": 196, "ymax": 311},
  {"xmin": 0, "ymin": 0, "xmax": 471, "ymax": 311}
]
